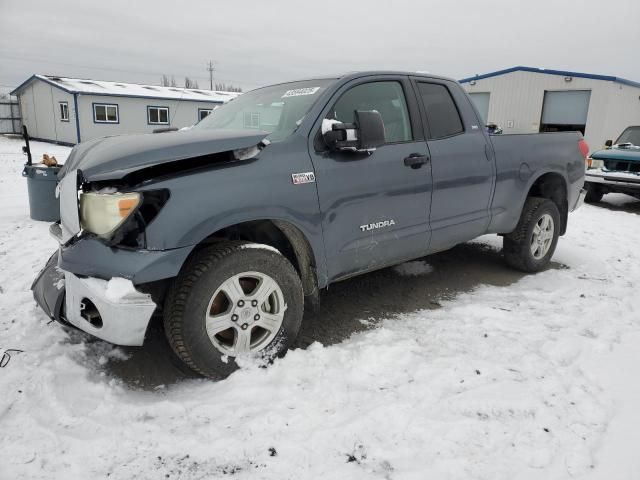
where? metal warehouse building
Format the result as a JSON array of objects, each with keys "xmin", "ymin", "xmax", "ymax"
[
  {"xmin": 10, "ymin": 75, "xmax": 239, "ymax": 145},
  {"xmin": 461, "ymin": 66, "xmax": 640, "ymax": 151}
]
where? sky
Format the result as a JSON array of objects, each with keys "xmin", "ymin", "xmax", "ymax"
[{"xmin": 1, "ymin": 0, "xmax": 639, "ymax": 93}]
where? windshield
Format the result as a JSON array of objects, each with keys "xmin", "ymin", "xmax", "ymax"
[
  {"xmin": 616, "ymin": 126, "xmax": 640, "ymax": 146},
  {"xmin": 192, "ymin": 79, "xmax": 335, "ymax": 142}
]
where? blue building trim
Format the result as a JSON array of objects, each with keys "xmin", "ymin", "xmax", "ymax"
[
  {"xmin": 459, "ymin": 66, "xmax": 640, "ymax": 89},
  {"xmin": 87, "ymin": 92, "xmax": 225, "ymax": 104},
  {"xmin": 146, "ymin": 105, "xmax": 170, "ymax": 125},
  {"xmin": 73, "ymin": 93, "xmax": 81, "ymax": 143},
  {"xmin": 92, "ymin": 102, "xmax": 120, "ymax": 124}
]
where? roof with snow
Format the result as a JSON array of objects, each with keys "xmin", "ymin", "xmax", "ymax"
[
  {"xmin": 11, "ymin": 74, "xmax": 240, "ymax": 103},
  {"xmin": 459, "ymin": 66, "xmax": 640, "ymax": 89}
]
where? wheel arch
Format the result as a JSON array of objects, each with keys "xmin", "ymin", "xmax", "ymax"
[
  {"xmin": 524, "ymin": 171, "xmax": 569, "ymax": 235},
  {"xmin": 188, "ymin": 218, "xmax": 321, "ymax": 310}
]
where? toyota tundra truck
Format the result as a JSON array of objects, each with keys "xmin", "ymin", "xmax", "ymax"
[{"xmin": 32, "ymin": 71, "xmax": 588, "ymax": 378}]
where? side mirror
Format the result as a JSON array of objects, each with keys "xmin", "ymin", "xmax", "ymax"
[
  {"xmin": 322, "ymin": 110, "xmax": 385, "ymax": 152},
  {"xmin": 605, "ymin": 139, "xmax": 613, "ymax": 147}
]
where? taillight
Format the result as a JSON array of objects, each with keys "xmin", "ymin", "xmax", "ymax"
[{"xmin": 578, "ymin": 139, "xmax": 589, "ymax": 159}]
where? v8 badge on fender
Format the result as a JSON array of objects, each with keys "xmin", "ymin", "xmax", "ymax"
[{"xmin": 291, "ymin": 172, "xmax": 316, "ymax": 185}]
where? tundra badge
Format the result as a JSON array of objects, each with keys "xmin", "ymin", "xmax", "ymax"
[
  {"xmin": 291, "ymin": 172, "xmax": 316, "ymax": 185},
  {"xmin": 360, "ymin": 220, "xmax": 396, "ymax": 232}
]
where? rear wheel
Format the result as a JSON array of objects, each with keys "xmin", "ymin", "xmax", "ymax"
[
  {"xmin": 503, "ymin": 197, "xmax": 561, "ymax": 273},
  {"xmin": 163, "ymin": 241, "xmax": 304, "ymax": 379},
  {"xmin": 584, "ymin": 183, "xmax": 604, "ymax": 203}
]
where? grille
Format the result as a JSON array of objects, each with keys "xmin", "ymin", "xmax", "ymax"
[{"xmin": 603, "ymin": 160, "xmax": 640, "ymax": 173}]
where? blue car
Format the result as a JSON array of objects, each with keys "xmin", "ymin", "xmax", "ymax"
[{"xmin": 585, "ymin": 126, "xmax": 640, "ymax": 202}]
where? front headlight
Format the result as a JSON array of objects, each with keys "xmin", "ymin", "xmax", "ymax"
[
  {"xmin": 586, "ymin": 158, "xmax": 604, "ymax": 170},
  {"xmin": 80, "ymin": 192, "xmax": 141, "ymax": 237}
]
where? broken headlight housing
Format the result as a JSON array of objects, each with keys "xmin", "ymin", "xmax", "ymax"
[{"xmin": 80, "ymin": 192, "xmax": 141, "ymax": 238}]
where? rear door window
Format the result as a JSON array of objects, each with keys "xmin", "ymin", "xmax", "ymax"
[{"xmin": 417, "ymin": 82, "xmax": 464, "ymax": 139}]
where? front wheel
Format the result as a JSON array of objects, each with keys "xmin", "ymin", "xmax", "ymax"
[
  {"xmin": 163, "ymin": 241, "xmax": 304, "ymax": 379},
  {"xmin": 503, "ymin": 197, "xmax": 561, "ymax": 273}
]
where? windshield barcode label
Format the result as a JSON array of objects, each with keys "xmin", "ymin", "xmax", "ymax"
[{"xmin": 282, "ymin": 87, "xmax": 320, "ymax": 98}]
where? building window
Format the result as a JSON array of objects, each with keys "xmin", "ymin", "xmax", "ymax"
[
  {"xmin": 93, "ymin": 104, "xmax": 119, "ymax": 123},
  {"xmin": 147, "ymin": 106, "xmax": 169, "ymax": 125},
  {"xmin": 198, "ymin": 109, "xmax": 213, "ymax": 121},
  {"xmin": 59, "ymin": 102, "xmax": 69, "ymax": 122}
]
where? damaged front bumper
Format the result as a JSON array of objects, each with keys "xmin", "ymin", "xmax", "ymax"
[{"xmin": 32, "ymin": 250, "xmax": 157, "ymax": 346}]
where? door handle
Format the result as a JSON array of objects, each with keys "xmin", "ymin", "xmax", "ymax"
[{"xmin": 404, "ymin": 153, "xmax": 430, "ymax": 169}]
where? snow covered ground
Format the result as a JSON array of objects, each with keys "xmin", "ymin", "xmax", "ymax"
[{"xmin": 1, "ymin": 134, "xmax": 639, "ymax": 479}]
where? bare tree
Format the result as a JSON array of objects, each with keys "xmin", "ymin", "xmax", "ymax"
[
  {"xmin": 215, "ymin": 82, "xmax": 242, "ymax": 92},
  {"xmin": 161, "ymin": 75, "xmax": 179, "ymax": 87},
  {"xmin": 184, "ymin": 77, "xmax": 199, "ymax": 89}
]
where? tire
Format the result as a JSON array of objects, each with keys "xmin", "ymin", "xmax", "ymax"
[
  {"xmin": 584, "ymin": 183, "xmax": 604, "ymax": 203},
  {"xmin": 503, "ymin": 197, "xmax": 561, "ymax": 273},
  {"xmin": 163, "ymin": 241, "xmax": 304, "ymax": 379}
]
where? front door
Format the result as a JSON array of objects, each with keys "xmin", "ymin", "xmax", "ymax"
[{"xmin": 309, "ymin": 77, "xmax": 433, "ymax": 281}]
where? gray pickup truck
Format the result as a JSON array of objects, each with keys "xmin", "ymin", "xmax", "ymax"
[{"xmin": 32, "ymin": 71, "xmax": 587, "ymax": 377}]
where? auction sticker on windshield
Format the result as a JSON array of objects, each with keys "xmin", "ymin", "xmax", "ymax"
[{"xmin": 282, "ymin": 87, "xmax": 320, "ymax": 98}]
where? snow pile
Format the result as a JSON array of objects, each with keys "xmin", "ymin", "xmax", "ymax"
[
  {"xmin": 104, "ymin": 277, "xmax": 139, "ymax": 302},
  {"xmin": 82, "ymin": 276, "xmax": 150, "ymax": 303},
  {"xmin": 30, "ymin": 74, "xmax": 240, "ymax": 103},
  {"xmin": 0, "ymin": 134, "xmax": 639, "ymax": 479}
]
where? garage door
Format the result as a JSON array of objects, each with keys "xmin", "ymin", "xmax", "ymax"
[
  {"xmin": 541, "ymin": 90, "xmax": 591, "ymax": 125},
  {"xmin": 468, "ymin": 92, "xmax": 490, "ymax": 124}
]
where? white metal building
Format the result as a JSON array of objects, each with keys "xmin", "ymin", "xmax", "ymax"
[
  {"xmin": 460, "ymin": 66, "xmax": 640, "ymax": 151},
  {"xmin": 10, "ymin": 75, "xmax": 240, "ymax": 145}
]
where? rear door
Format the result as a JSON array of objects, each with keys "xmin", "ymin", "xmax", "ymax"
[
  {"xmin": 309, "ymin": 76, "xmax": 432, "ymax": 281},
  {"xmin": 412, "ymin": 78, "xmax": 495, "ymax": 251}
]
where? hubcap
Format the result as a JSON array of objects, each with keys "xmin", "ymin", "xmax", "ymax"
[
  {"xmin": 205, "ymin": 271, "xmax": 286, "ymax": 356},
  {"xmin": 530, "ymin": 213, "xmax": 554, "ymax": 260}
]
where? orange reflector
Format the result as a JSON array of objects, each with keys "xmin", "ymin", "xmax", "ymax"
[{"xmin": 118, "ymin": 198, "xmax": 139, "ymax": 217}]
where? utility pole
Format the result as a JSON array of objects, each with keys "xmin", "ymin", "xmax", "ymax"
[{"xmin": 207, "ymin": 60, "xmax": 215, "ymax": 90}]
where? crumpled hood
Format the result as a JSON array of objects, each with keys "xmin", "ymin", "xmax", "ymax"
[
  {"xmin": 61, "ymin": 129, "xmax": 270, "ymax": 181},
  {"xmin": 590, "ymin": 145, "xmax": 640, "ymax": 162}
]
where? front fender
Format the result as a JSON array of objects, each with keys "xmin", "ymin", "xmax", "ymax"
[{"xmin": 137, "ymin": 140, "xmax": 328, "ymax": 286}]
